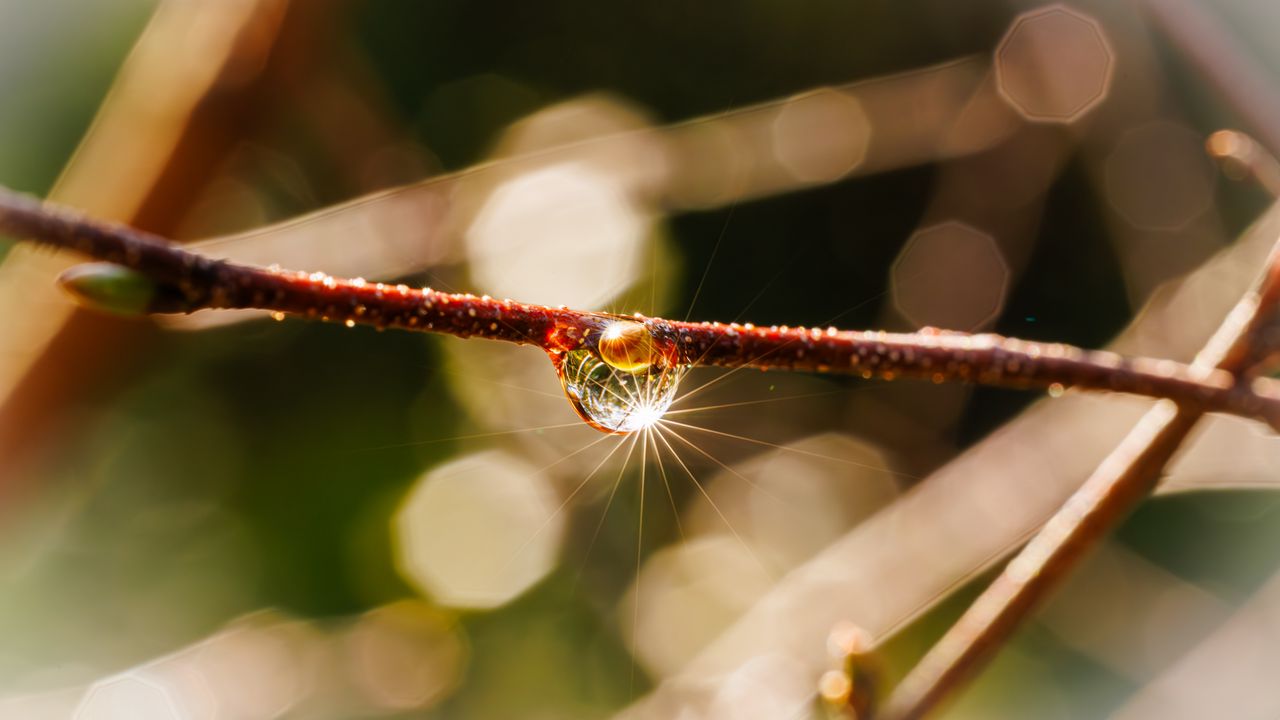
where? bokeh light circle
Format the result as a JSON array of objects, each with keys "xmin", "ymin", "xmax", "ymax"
[
  {"xmin": 395, "ymin": 450, "xmax": 565, "ymax": 609},
  {"xmin": 995, "ymin": 5, "xmax": 1115, "ymax": 123}
]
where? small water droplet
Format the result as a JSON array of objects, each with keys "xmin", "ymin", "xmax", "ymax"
[{"xmin": 552, "ymin": 320, "xmax": 684, "ymax": 434}]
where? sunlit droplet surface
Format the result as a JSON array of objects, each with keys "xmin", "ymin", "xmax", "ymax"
[
  {"xmin": 598, "ymin": 319, "xmax": 661, "ymax": 373},
  {"xmin": 554, "ymin": 322, "xmax": 684, "ymax": 434}
]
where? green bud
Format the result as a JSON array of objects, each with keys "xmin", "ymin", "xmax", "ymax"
[{"xmin": 58, "ymin": 262, "xmax": 157, "ymax": 316}]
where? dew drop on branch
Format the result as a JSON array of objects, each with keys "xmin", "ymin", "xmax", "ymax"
[{"xmin": 552, "ymin": 320, "xmax": 684, "ymax": 434}]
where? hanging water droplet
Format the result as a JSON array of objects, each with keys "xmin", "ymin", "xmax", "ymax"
[{"xmin": 553, "ymin": 320, "xmax": 684, "ymax": 434}]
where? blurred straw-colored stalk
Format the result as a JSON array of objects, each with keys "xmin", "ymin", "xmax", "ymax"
[
  {"xmin": 620, "ymin": 200, "xmax": 1280, "ymax": 719},
  {"xmin": 0, "ymin": 0, "xmax": 335, "ymax": 491},
  {"xmin": 168, "ymin": 56, "xmax": 1018, "ymax": 328}
]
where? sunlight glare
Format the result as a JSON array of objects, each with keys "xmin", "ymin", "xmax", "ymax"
[{"xmin": 630, "ymin": 403, "xmax": 666, "ymax": 431}]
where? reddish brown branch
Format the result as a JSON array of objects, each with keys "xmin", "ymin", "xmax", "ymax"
[{"xmin": 2, "ymin": 184, "xmax": 1280, "ymax": 432}]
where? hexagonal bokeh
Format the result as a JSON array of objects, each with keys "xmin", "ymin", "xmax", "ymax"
[
  {"xmin": 395, "ymin": 450, "xmax": 564, "ymax": 609},
  {"xmin": 75, "ymin": 673, "xmax": 181, "ymax": 720},
  {"xmin": 621, "ymin": 534, "xmax": 774, "ymax": 677},
  {"xmin": 345, "ymin": 600, "xmax": 466, "ymax": 712},
  {"xmin": 891, "ymin": 221, "xmax": 1009, "ymax": 331},
  {"xmin": 684, "ymin": 433, "xmax": 899, "ymax": 570},
  {"xmin": 995, "ymin": 4, "xmax": 1115, "ymax": 123},
  {"xmin": 193, "ymin": 616, "xmax": 321, "ymax": 719},
  {"xmin": 466, "ymin": 161, "xmax": 649, "ymax": 310},
  {"xmin": 771, "ymin": 88, "xmax": 871, "ymax": 183},
  {"xmin": 1105, "ymin": 121, "xmax": 1215, "ymax": 230}
]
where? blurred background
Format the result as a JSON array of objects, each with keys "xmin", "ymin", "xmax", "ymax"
[{"xmin": 2, "ymin": 1, "xmax": 1280, "ymax": 718}]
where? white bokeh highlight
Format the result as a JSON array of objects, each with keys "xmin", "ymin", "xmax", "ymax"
[
  {"xmin": 75, "ymin": 673, "xmax": 182, "ymax": 720},
  {"xmin": 466, "ymin": 162, "xmax": 649, "ymax": 309},
  {"xmin": 395, "ymin": 450, "xmax": 565, "ymax": 609}
]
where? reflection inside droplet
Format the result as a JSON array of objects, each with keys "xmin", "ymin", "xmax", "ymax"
[{"xmin": 553, "ymin": 321, "xmax": 684, "ymax": 434}]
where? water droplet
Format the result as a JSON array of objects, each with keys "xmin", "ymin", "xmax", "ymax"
[{"xmin": 553, "ymin": 320, "xmax": 684, "ymax": 434}]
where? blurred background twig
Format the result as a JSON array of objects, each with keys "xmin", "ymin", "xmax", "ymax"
[{"xmin": 881, "ymin": 156, "xmax": 1280, "ymax": 717}]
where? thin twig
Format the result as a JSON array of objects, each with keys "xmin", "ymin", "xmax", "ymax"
[
  {"xmin": 1, "ymin": 183, "xmax": 1279, "ymax": 434},
  {"xmin": 878, "ymin": 137, "xmax": 1280, "ymax": 720}
]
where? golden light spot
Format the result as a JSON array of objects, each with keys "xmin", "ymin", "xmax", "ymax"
[
  {"xmin": 597, "ymin": 320, "xmax": 660, "ymax": 373},
  {"xmin": 818, "ymin": 669, "xmax": 852, "ymax": 706}
]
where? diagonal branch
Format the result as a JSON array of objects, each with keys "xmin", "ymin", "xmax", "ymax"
[
  {"xmin": 2, "ymin": 183, "xmax": 1279, "ymax": 435},
  {"xmin": 877, "ymin": 133, "xmax": 1280, "ymax": 720}
]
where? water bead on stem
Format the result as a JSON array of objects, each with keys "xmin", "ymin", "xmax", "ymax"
[
  {"xmin": 552, "ymin": 320, "xmax": 685, "ymax": 434},
  {"xmin": 2, "ymin": 184, "xmax": 1279, "ymax": 437}
]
